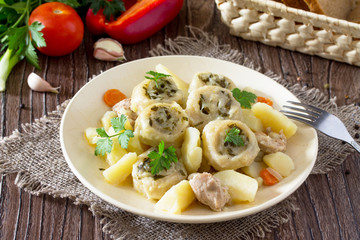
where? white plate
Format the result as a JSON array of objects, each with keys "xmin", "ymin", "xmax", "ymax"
[{"xmin": 60, "ymin": 55, "xmax": 318, "ymax": 223}]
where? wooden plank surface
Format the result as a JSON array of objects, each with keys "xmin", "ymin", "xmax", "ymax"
[{"xmin": 1, "ymin": 1, "xmax": 360, "ymax": 239}]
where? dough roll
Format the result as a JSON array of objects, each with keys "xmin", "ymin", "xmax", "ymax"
[
  {"xmin": 186, "ymin": 86, "xmax": 242, "ymax": 131},
  {"xmin": 134, "ymin": 102, "xmax": 189, "ymax": 147},
  {"xmin": 202, "ymin": 119, "xmax": 260, "ymax": 171}
]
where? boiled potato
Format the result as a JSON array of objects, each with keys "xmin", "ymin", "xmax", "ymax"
[
  {"xmin": 241, "ymin": 109, "xmax": 264, "ymax": 132},
  {"xmin": 84, "ymin": 127, "xmax": 99, "ymax": 145},
  {"xmin": 251, "ymin": 102, "xmax": 297, "ymax": 138},
  {"xmin": 181, "ymin": 127, "xmax": 202, "ymax": 174},
  {"xmin": 263, "ymin": 152, "xmax": 295, "ymax": 177},
  {"xmin": 241, "ymin": 161, "xmax": 267, "ymax": 178},
  {"xmin": 106, "ymin": 138, "xmax": 128, "ymax": 166},
  {"xmin": 101, "ymin": 111, "xmax": 118, "ymax": 132},
  {"xmin": 214, "ymin": 170, "xmax": 258, "ymax": 203},
  {"xmin": 101, "ymin": 111, "xmax": 133, "ymax": 134},
  {"xmin": 154, "ymin": 180, "xmax": 195, "ymax": 214},
  {"xmin": 155, "ymin": 63, "xmax": 189, "ymax": 98},
  {"xmin": 128, "ymin": 134, "xmax": 148, "ymax": 155},
  {"xmin": 103, "ymin": 152, "xmax": 138, "ymax": 185}
]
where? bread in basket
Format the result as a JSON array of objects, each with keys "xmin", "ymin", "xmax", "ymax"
[{"xmin": 215, "ymin": 0, "xmax": 360, "ymax": 66}]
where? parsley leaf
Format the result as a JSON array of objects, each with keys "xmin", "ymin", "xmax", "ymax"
[
  {"xmin": 29, "ymin": 21, "xmax": 46, "ymax": 48},
  {"xmin": 148, "ymin": 141, "xmax": 178, "ymax": 176},
  {"xmin": 224, "ymin": 127, "xmax": 245, "ymax": 146},
  {"xmin": 95, "ymin": 138, "xmax": 113, "ymax": 156},
  {"xmin": 145, "ymin": 71, "xmax": 170, "ymax": 88},
  {"xmin": 118, "ymin": 129, "xmax": 134, "ymax": 149},
  {"xmin": 111, "ymin": 115, "xmax": 127, "ymax": 132},
  {"xmin": 231, "ymin": 88, "xmax": 257, "ymax": 109},
  {"xmin": 94, "ymin": 114, "xmax": 134, "ymax": 156}
]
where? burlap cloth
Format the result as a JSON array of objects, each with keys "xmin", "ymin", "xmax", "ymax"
[{"xmin": 1, "ymin": 28, "xmax": 360, "ymax": 239}]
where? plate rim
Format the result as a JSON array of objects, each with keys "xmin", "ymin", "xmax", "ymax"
[{"xmin": 60, "ymin": 55, "xmax": 318, "ymax": 223}]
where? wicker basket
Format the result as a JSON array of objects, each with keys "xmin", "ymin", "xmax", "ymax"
[{"xmin": 215, "ymin": 0, "xmax": 360, "ymax": 66}]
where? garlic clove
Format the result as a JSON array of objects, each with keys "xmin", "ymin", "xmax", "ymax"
[
  {"xmin": 93, "ymin": 38, "xmax": 126, "ymax": 61},
  {"xmin": 27, "ymin": 72, "xmax": 59, "ymax": 93}
]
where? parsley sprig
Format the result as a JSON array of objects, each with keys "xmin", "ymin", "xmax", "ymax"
[
  {"xmin": 0, "ymin": 0, "xmax": 48, "ymax": 91},
  {"xmin": 145, "ymin": 71, "xmax": 170, "ymax": 88},
  {"xmin": 95, "ymin": 114, "xmax": 134, "ymax": 156},
  {"xmin": 224, "ymin": 127, "xmax": 245, "ymax": 146},
  {"xmin": 147, "ymin": 141, "xmax": 178, "ymax": 176},
  {"xmin": 231, "ymin": 88, "xmax": 257, "ymax": 109}
]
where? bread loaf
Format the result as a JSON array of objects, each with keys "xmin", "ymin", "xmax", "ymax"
[
  {"xmin": 281, "ymin": 0, "xmax": 309, "ymax": 11},
  {"xmin": 347, "ymin": 1, "xmax": 360, "ymax": 23},
  {"xmin": 303, "ymin": 0, "xmax": 354, "ymax": 19}
]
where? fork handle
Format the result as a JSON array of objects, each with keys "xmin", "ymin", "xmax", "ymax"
[{"xmin": 350, "ymin": 140, "xmax": 360, "ymax": 153}]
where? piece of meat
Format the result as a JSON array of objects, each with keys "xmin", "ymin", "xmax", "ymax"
[
  {"xmin": 112, "ymin": 98, "xmax": 137, "ymax": 127},
  {"xmin": 255, "ymin": 127, "xmax": 287, "ymax": 154},
  {"xmin": 189, "ymin": 172, "xmax": 230, "ymax": 211}
]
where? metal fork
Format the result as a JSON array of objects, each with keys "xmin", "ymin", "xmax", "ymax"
[{"xmin": 281, "ymin": 101, "xmax": 360, "ymax": 153}]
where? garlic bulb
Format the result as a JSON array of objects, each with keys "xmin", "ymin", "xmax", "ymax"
[
  {"xmin": 93, "ymin": 38, "xmax": 126, "ymax": 61},
  {"xmin": 27, "ymin": 72, "xmax": 59, "ymax": 93}
]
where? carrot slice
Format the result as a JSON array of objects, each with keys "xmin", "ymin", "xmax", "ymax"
[
  {"xmin": 257, "ymin": 96, "xmax": 273, "ymax": 106},
  {"xmin": 103, "ymin": 89, "xmax": 127, "ymax": 107},
  {"xmin": 260, "ymin": 168, "xmax": 279, "ymax": 186}
]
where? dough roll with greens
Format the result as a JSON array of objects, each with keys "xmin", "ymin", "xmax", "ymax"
[
  {"xmin": 134, "ymin": 102, "xmax": 189, "ymax": 147},
  {"xmin": 188, "ymin": 72, "xmax": 236, "ymax": 93},
  {"xmin": 131, "ymin": 74, "xmax": 185, "ymax": 113},
  {"xmin": 202, "ymin": 119, "xmax": 260, "ymax": 171},
  {"xmin": 186, "ymin": 86, "xmax": 242, "ymax": 131}
]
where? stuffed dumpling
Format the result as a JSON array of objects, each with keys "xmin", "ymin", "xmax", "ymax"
[
  {"xmin": 132, "ymin": 148, "xmax": 187, "ymax": 200},
  {"xmin": 131, "ymin": 75, "xmax": 185, "ymax": 113},
  {"xmin": 202, "ymin": 119, "xmax": 260, "ymax": 171},
  {"xmin": 188, "ymin": 72, "xmax": 236, "ymax": 93},
  {"xmin": 186, "ymin": 86, "xmax": 242, "ymax": 131},
  {"xmin": 134, "ymin": 102, "xmax": 189, "ymax": 147}
]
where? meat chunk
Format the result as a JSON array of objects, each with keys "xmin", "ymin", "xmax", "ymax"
[
  {"xmin": 255, "ymin": 127, "xmax": 287, "ymax": 154},
  {"xmin": 112, "ymin": 98, "xmax": 137, "ymax": 127},
  {"xmin": 189, "ymin": 172, "xmax": 230, "ymax": 211}
]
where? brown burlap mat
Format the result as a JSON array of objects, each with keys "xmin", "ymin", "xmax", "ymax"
[{"xmin": 1, "ymin": 27, "xmax": 360, "ymax": 239}]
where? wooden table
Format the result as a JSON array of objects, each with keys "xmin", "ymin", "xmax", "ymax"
[{"xmin": 1, "ymin": 1, "xmax": 360, "ymax": 239}]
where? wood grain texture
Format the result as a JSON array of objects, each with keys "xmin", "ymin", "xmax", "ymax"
[{"xmin": 1, "ymin": 1, "xmax": 360, "ymax": 239}]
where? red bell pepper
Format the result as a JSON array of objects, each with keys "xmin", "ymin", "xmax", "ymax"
[{"xmin": 86, "ymin": 0, "xmax": 184, "ymax": 44}]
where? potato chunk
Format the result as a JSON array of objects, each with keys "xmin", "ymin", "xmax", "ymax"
[
  {"xmin": 181, "ymin": 127, "xmax": 203, "ymax": 174},
  {"xmin": 251, "ymin": 102, "xmax": 297, "ymax": 138},
  {"xmin": 263, "ymin": 152, "xmax": 295, "ymax": 177},
  {"xmin": 214, "ymin": 170, "xmax": 258, "ymax": 203},
  {"xmin": 127, "ymin": 134, "xmax": 148, "ymax": 155},
  {"xmin": 106, "ymin": 138, "xmax": 128, "ymax": 166},
  {"xmin": 241, "ymin": 161, "xmax": 267, "ymax": 178},
  {"xmin": 155, "ymin": 180, "xmax": 195, "ymax": 214},
  {"xmin": 241, "ymin": 109, "xmax": 264, "ymax": 132},
  {"xmin": 84, "ymin": 127, "xmax": 99, "ymax": 145},
  {"xmin": 103, "ymin": 152, "xmax": 138, "ymax": 185}
]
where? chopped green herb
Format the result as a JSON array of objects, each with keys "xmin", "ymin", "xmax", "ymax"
[
  {"xmin": 95, "ymin": 114, "xmax": 134, "ymax": 156},
  {"xmin": 231, "ymin": 88, "xmax": 257, "ymax": 109},
  {"xmin": 224, "ymin": 127, "xmax": 245, "ymax": 146},
  {"xmin": 147, "ymin": 140, "xmax": 178, "ymax": 175},
  {"xmin": 145, "ymin": 71, "xmax": 170, "ymax": 88}
]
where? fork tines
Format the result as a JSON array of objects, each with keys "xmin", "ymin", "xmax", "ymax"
[{"xmin": 280, "ymin": 101, "xmax": 321, "ymax": 123}]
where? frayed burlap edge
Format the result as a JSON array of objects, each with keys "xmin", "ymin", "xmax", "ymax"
[{"xmin": 1, "ymin": 26, "xmax": 359, "ymax": 239}]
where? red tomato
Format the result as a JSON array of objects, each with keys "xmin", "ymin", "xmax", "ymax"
[{"xmin": 29, "ymin": 2, "xmax": 84, "ymax": 56}]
